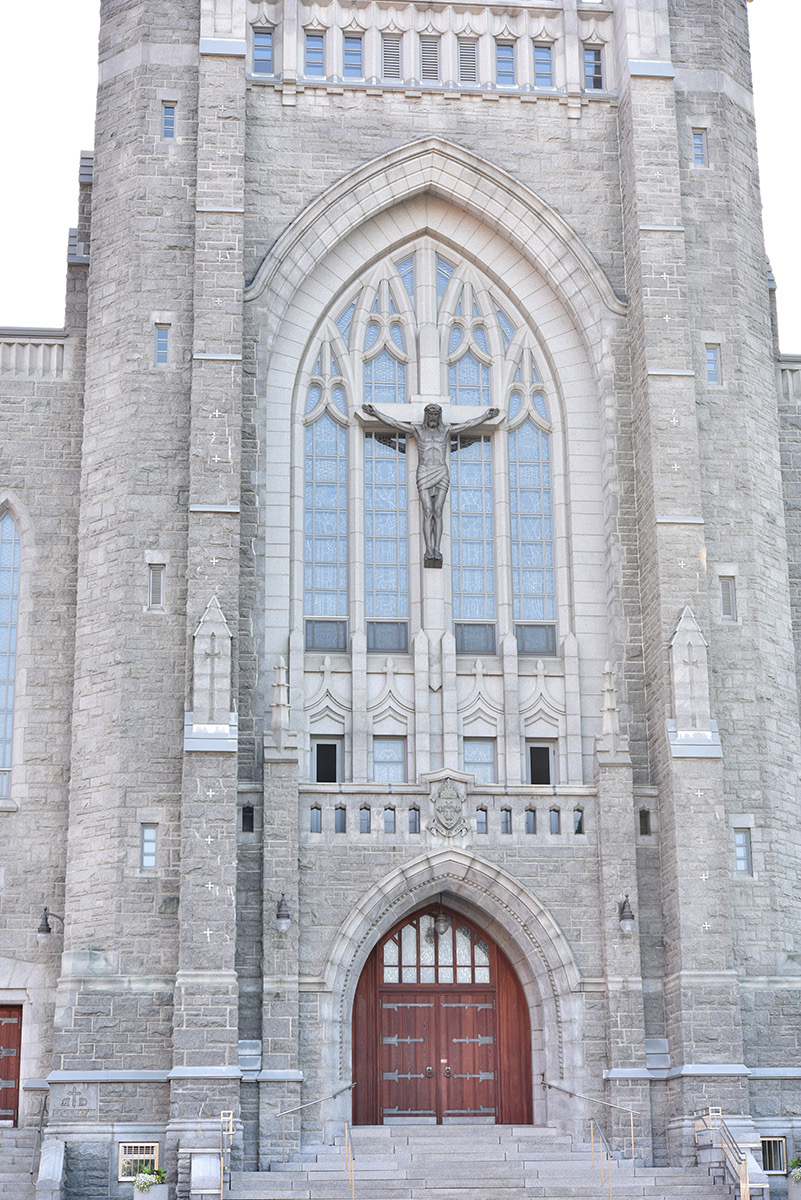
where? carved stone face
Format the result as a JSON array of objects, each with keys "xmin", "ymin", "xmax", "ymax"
[{"xmin": 424, "ymin": 404, "xmax": 442, "ymax": 429}]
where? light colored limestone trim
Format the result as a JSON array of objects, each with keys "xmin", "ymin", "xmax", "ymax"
[
  {"xmin": 168, "ymin": 1067, "xmax": 242, "ymax": 1078},
  {"xmin": 48, "ymin": 1070, "xmax": 169, "ymax": 1082},
  {"xmin": 192, "ymin": 352, "xmax": 243, "ymax": 360},
  {"xmin": 647, "ymin": 368, "xmax": 695, "ymax": 376},
  {"xmin": 189, "ymin": 504, "xmax": 241, "ymax": 513},
  {"xmin": 199, "ymin": 37, "xmax": 247, "ymax": 55},
  {"xmin": 196, "ymin": 205, "xmax": 246, "ymax": 213},
  {"xmin": 628, "ymin": 60, "xmax": 675, "ymax": 79},
  {"xmin": 655, "ymin": 516, "xmax": 705, "ymax": 525},
  {"xmin": 639, "ymin": 225, "xmax": 685, "ymax": 233}
]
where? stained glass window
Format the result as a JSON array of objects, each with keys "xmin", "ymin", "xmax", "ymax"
[
  {"xmin": 509, "ymin": 421, "xmax": 554, "ymax": 622},
  {"xmin": 0, "ymin": 512, "xmax": 20, "ymax": 800},
  {"xmin": 451, "ymin": 436, "xmax": 495, "ymax": 621},
  {"xmin": 364, "ymin": 349, "xmax": 406, "ymax": 405},
  {"xmin": 304, "ymin": 414, "xmax": 348, "ymax": 617},
  {"xmin": 365, "ymin": 434, "xmax": 408, "ymax": 619},
  {"xmin": 449, "ymin": 350, "xmax": 490, "ymax": 406},
  {"xmin": 336, "ymin": 298, "xmax": 357, "ymax": 344},
  {"xmin": 380, "ymin": 911, "xmax": 493, "ymax": 985},
  {"xmin": 396, "ymin": 255, "xmax": 414, "ymax": 299},
  {"xmin": 436, "ymin": 256, "xmax": 454, "ymax": 304}
]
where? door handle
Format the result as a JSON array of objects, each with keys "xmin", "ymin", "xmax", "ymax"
[
  {"xmin": 426, "ymin": 1066, "xmax": 434, "ymax": 1077},
  {"xmin": 443, "ymin": 1066, "xmax": 452, "ymax": 1077}
]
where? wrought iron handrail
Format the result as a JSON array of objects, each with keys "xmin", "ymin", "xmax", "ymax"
[
  {"xmin": 544, "ymin": 1079, "xmax": 638, "ymax": 1159},
  {"xmin": 273, "ymin": 1082, "xmax": 356, "ymax": 1164},
  {"xmin": 344, "ymin": 1122, "xmax": 356, "ymax": 1200},
  {"xmin": 590, "ymin": 1117, "xmax": 614, "ymax": 1200},
  {"xmin": 29, "ymin": 1092, "xmax": 48, "ymax": 1176},
  {"xmin": 694, "ymin": 1107, "xmax": 760, "ymax": 1200},
  {"xmin": 220, "ymin": 1110, "xmax": 234, "ymax": 1196}
]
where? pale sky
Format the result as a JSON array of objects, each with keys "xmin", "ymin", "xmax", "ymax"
[{"xmin": 0, "ymin": 2, "xmax": 798, "ymax": 350}]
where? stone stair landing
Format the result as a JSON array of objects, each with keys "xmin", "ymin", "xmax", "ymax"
[{"xmin": 228, "ymin": 1124, "xmax": 733, "ymax": 1200}]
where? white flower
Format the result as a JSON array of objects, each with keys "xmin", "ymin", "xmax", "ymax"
[{"xmin": 134, "ymin": 1173, "xmax": 159, "ymax": 1193}]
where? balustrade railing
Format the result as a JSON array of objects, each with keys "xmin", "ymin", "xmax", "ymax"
[{"xmin": 0, "ymin": 329, "xmax": 68, "ymax": 378}]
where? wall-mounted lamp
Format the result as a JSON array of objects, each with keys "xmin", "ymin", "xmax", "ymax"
[
  {"xmin": 37, "ymin": 908, "xmax": 64, "ymax": 947},
  {"xmin": 275, "ymin": 895, "xmax": 291, "ymax": 934},
  {"xmin": 433, "ymin": 894, "xmax": 450, "ymax": 937},
  {"xmin": 618, "ymin": 895, "xmax": 635, "ymax": 936}
]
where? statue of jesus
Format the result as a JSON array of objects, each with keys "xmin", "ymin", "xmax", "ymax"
[{"xmin": 362, "ymin": 402, "xmax": 500, "ymax": 566}]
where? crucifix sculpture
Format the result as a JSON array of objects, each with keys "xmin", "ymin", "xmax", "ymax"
[{"xmin": 362, "ymin": 402, "xmax": 500, "ymax": 566}]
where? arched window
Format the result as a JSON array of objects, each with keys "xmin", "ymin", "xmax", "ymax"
[
  {"xmin": 381, "ymin": 911, "xmax": 492, "ymax": 985},
  {"xmin": 364, "ymin": 347, "xmax": 406, "ymax": 405},
  {"xmin": 364, "ymin": 433, "xmax": 408, "ymax": 622},
  {"xmin": 0, "ymin": 511, "xmax": 20, "ymax": 799},
  {"xmin": 304, "ymin": 413, "xmax": 348, "ymax": 649},
  {"xmin": 509, "ymin": 421, "xmax": 554, "ymax": 624},
  {"xmin": 449, "ymin": 349, "xmax": 490, "ymax": 406}
]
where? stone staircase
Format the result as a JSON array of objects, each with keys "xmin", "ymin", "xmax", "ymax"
[
  {"xmin": 228, "ymin": 1125, "xmax": 733, "ymax": 1200},
  {"xmin": 0, "ymin": 1128, "xmax": 38, "ymax": 1199}
]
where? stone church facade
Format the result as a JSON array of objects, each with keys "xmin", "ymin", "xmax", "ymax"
[{"xmin": 2, "ymin": 0, "xmax": 801, "ymax": 1195}]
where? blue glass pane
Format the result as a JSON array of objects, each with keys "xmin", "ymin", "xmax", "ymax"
[
  {"xmin": 449, "ymin": 351, "xmax": 491, "ymax": 406},
  {"xmin": 534, "ymin": 391, "xmax": 548, "ymax": 419},
  {"xmin": 449, "ymin": 327, "xmax": 463, "ymax": 354},
  {"xmin": 390, "ymin": 324, "xmax": 405, "ymax": 352},
  {"xmin": 436, "ymin": 257, "xmax": 454, "ymax": 304},
  {"xmin": 509, "ymin": 392, "xmax": 521, "ymax": 419},
  {"xmin": 531, "ymin": 358, "xmax": 540, "ymax": 382},
  {"xmin": 365, "ymin": 435, "xmax": 408, "ymax": 619},
  {"xmin": 336, "ymin": 299, "xmax": 357, "ymax": 344},
  {"xmin": 496, "ymin": 308, "xmax": 515, "ymax": 347},
  {"xmin": 508, "ymin": 421, "xmax": 555, "ymax": 623},
  {"xmin": 364, "ymin": 350, "xmax": 406, "ymax": 404},
  {"xmin": 332, "ymin": 386, "xmax": 347, "ymax": 414},
  {"xmin": 396, "ymin": 255, "xmax": 414, "ymax": 299},
  {"xmin": 365, "ymin": 322, "xmax": 380, "ymax": 351},
  {"xmin": 450, "ymin": 437, "xmax": 494, "ymax": 621},
  {"xmin": 473, "ymin": 327, "xmax": 488, "ymax": 354},
  {"xmin": 305, "ymin": 384, "xmax": 322, "ymax": 413},
  {"xmin": 304, "ymin": 415, "xmax": 348, "ymax": 617}
]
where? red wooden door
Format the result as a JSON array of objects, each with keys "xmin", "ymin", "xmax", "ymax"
[
  {"xmin": 353, "ymin": 906, "xmax": 533, "ymax": 1126},
  {"xmin": 0, "ymin": 1006, "xmax": 22, "ymax": 1126},
  {"xmin": 379, "ymin": 994, "xmax": 437, "ymax": 1121},
  {"xmin": 438, "ymin": 992, "xmax": 497, "ymax": 1121}
]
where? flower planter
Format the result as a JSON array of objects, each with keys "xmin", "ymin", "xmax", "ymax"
[
  {"xmin": 133, "ymin": 1185, "xmax": 168, "ymax": 1200},
  {"xmin": 788, "ymin": 1178, "xmax": 801, "ymax": 1200}
]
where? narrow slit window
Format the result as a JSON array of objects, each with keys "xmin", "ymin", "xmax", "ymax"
[
  {"xmin": 254, "ymin": 30, "xmax": 273, "ymax": 74},
  {"xmin": 334, "ymin": 806, "xmax": 347, "ymax": 833},
  {"xmin": 384, "ymin": 808, "xmax": 396, "ymax": 834},
  {"xmin": 458, "ymin": 38, "xmax": 478, "ymax": 84},
  {"xmin": 583, "ymin": 46, "xmax": 603, "ymax": 90},
  {"xmin": 525, "ymin": 808, "xmax": 537, "ymax": 835},
  {"xmin": 496, "ymin": 43, "xmax": 514, "ymax": 86},
  {"xmin": 155, "ymin": 324, "xmax": 169, "ymax": 365},
  {"xmin": 549, "ymin": 808, "xmax": 561, "ymax": 835},
  {"xmin": 500, "ymin": 808, "xmax": 512, "ymax": 835},
  {"xmin": 720, "ymin": 576, "xmax": 737, "ymax": 621},
  {"xmin": 573, "ymin": 808, "xmax": 584, "ymax": 835},
  {"xmin": 148, "ymin": 564, "xmax": 165, "ymax": 610},
  {"xmin": 420, "ymin": 36, "xmax": 440, "ymax": 82},
  {"xmin": 382, "ymin": 34, "xmax": 402, "ymax": 80},
  {"xmin": 639, "ymin": 808, "xmax": 651, "ymax": 836},
  {"xmin": 310, "ymin": 806, "xmax": 322, "ymax": 833},
  {"xmin": 162, "ymin": 103, "xmax": 176, "ymax": 139},
  {"xmin": 344, "ymin": 36, "xmax": 363, "ymax": 78},
  {"xmin": 534, "ymin": 45, "xmax": 553, "ymax": 87},
  {"xmin": 241, "ymin": 805, "xmax": 255, "ymax": 833},
  {"xmin": 409, "ymin": 806, "xmax": 421, "ymax": 834},
  {"xmin": 305, "ymin": 33, "xmax": 324, "ymax": 76},
  {"xmin": 705, "ymin": 344, "xmax": 721, "ymax": 384},
  {"xmin": 476, "ymin": 807, "xmax": 488, "ymax": 835},
  {"xmin": 760, "ymin": 1138, "xmax": 786, "ymax": 1174},
  {"xmin": 140, "ymin": 825, "xmax": 158, "ymax": 870},
  {"xmin": 359, "ymin": 806, "xmax": 372, "ymax": 833},
  {"xmin": 692, "ymin": 128, "xmax": 708, "ymax": 166},
  {"xmin": 734, "ymin": 828, "xmax": 752, "ymax": 874}
]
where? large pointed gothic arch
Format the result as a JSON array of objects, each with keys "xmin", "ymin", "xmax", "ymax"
[{"xmin": 314, "ymin": 849, "xmax": 586, "ymax": 1129}]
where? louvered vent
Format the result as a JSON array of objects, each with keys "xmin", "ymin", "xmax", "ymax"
[
  {"xmin": 382, "ymin": 34, "xmax": 402, "ymax": 79},
  {"xmin": 458, "ymin": 38, "xmax": 477, "ymax": 83},
  {"xmin": 420, "ymin": 36, "xmax": 440, "ymax": 81}
]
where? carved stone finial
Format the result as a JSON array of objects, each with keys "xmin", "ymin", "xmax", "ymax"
[{"xmin": 669, "ymin": 607, "xmax": 711, "ymax": 732}]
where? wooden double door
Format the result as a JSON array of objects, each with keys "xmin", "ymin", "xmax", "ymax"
[
  {"xmin": 0, "ymin": 1007, "xmax": 22, "ymax": 1126},
  {"xmin": 353, "ymin": 907, "xmax": 532, "ymax": 1125}
]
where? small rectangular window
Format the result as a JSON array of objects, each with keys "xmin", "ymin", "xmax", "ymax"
[
  {"xmin": 241, "ymin": 805, "xmax": 255, "ymax": 833},
  {"xmin": 639, "ymin": 808, "xmax": 651, "ymax": 836},
  {"xmin": 455, "ymin": 624, "xmax": 496, "ymax": 654},
  {"xmin": 458, "ymin": 38, "xmax": 478, "ymax": 84},
  {"xmin": 119, "ymin": 1144, "xmax": 160, "ymax": 1182},
  {"xmin": 140, "ymin": 825, "xmax": 158, "ymax": 870},
  {"xmin": 584, "ymin": 46, "xmax": 603, "ymax": 90},
  {"xmin": 254, "ymin": 30, "xmax": 273, "ymax": 74},
  {"xmin": 476, "ymin": 807, "xmax": 488, "ymax": 835},
  {"xmin": 692, "ymin": 128, "xmax": 708, "ymax": 167},
  {"xmin": 359, "ymin": 806, "xmax": 371, "ymax": 833},
  {"xmin": 496, "ymin": 42, "xmax": 515, "ymax": 86},
  {"xmin": 420, "ymin": 36, "xmax": 440, "ymax": 82},
  {"xmin": 549, "ymin": 808, "xmax": 560, "ymax": 835},
  {"xmin": 305, "ymin": 33, "xmax": 325, "ymax": 76},
  {"xmin": 367, "ymin": 622, "xmax": 408, "ymax": 653},
  {"xmin": 384, "ymin": 808, "xmax": 396, "ymax": 834},
  {"xmin": 500, "ymin": 808, "xmax": 512, "ymax": 835},
  {"xmin": 734, "ymin": 828, "xmax": 752, "ymax": 874},
  {"xmin": 720, "ymin": 576, "xmax": 737, "ymax": 621},
  {"xmin": 162, "ymin": 103, "xmax": 176, "ymax": 139},
  {"xmin": 382, "ymin": 34, "xmax": 402, "ymax": 80},
  {"xmin": 409, "ymin": 806, "xmax": 420, "ymax": 834},
  {"xmin": 705, "ymin": 344, "xmax": 721, "ymax": 384},
  {"xmin": 310, "ymin": 806, "xmax": 322, "ymax": 833},
  {"xmin": 313, "ymin": 739, "xmax": 341, "ymax": 784},
  {"xmin": 515, "ymin": 624, "xmax": 556, "ymax": 655},
  {"xmin": 373, "ymin": 737, "xmax": 406, "ymax": 783},
  {"xmin": 464, "ymin": 738, "xmax": 496, "ymax": 784},
  {"xmin": 525, "ymin": 808, "xmax": 536, "ymax": 835},
  {"xmin": 155, "ymin": 324, "xmax": 169, "ymax": 365},
  {"xmin": 534, "ymin": 45, "xmax": 553, "ymax": 87},
  {"xmin": 760, "ymin": 1137, "xmax": 786, "ymax": 1174},
  {"xmin": 344, "ymin": 35, "xmax": 363, "ymax": 78},
  {"xmin": 528, "ymin": 743, "xmax": 552, "ymax": 785},
  {"xmin": 148, "ymin": 564, "xmax": 165, "ymax": 610},
  {"xmin": 334, "ymin": 806, "xmax": 347, "ymax": 833},
  {"xmin": 573, "ymin": 808, "xmax": 584, "ymax": 835}
]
